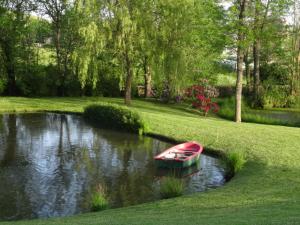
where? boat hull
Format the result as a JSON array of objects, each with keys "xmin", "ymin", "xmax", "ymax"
[{"xmin": 155, "ymin": 153, "xmax": 200, "ymax": 168}]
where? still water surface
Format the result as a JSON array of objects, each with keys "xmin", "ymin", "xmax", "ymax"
[{"xmin": 0, "ymin": 113, "xmax": 226, "ymax": 221}]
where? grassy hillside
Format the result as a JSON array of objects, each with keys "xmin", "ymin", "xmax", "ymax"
[{"xmin": 0, "ymin": 97, "xmax": 300, "ymax": 225}]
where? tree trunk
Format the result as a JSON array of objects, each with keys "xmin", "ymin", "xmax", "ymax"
[
  {"xmin": 235, "ymin": 0, "xmax": 248, "ymax": 123},
  {"xmin": 292, "ymin": 17, "xmax": 300, "ymax": 95},
  {"xmin": 244, "ymin": 48, "xmax": 251, "ymax": 93},
  {"xmin": 236, "ymin": 47, "xmax": 244, "ymax": 123},
  {"xmin": 124, "ymin": 52, "xmax": 133, "ymax": 105},
  {"xmin": 252, "ymin": 0, "xmax": 269, "ymax": 107},
  {"xmin": 253, "ymin": 39, "xmax": 261, "ymax": 106},
  {"xmin": 143, "ymin": 57, "xmax": 152, "ymax": 98}
]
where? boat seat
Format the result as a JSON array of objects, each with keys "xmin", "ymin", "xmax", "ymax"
[{"xmin": 164, "ymin": 152, "xmax": 176, "ymax": 159}]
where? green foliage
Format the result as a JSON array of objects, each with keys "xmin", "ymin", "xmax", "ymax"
[
  {"xmin": 294, "ymin": 96, "xmax": 300, "ymax": 108},
  {"xmin": 216, "ymin": 73, "xmax": 237, "ymax": 87},
  {"xmin": 260, "ymin": 63, "xmax": 289, "ymax": 85},
  {"xmin": 91, "ymin": 184, "xmax": 109, "ymax": 212},
  {"xmin": 26, "ymin": 17, "xmax": 52, "ymax": 45},
  {"xmin": 84, "ymin": 103, "xmax": 149, "ymax": 134},
  {"xmin": 225, "ymin": 151, "xmax": 246, "ymax": 174},
  {"xmin": 259, "ymin": 63, "xmax": 293, "ymax": 108},
  {"xmin": 261, "ymin": 84, "xmax": 291, "ymax": 108},
  {"xmin": 0, "ymin": 78, "xmax": 6, "ymax": 94},
  {"xmin": 152, "ymin": 0, "xmax": 226, "ymax": 100},
  {"xmin": 72, "ymin": 0, "xmax": 105, "ymax": 89},
  {"xmin": 1, "ymin": 0, "xmax": 227, "ymax": 101},
  {"xmin": 160, "ymin": 177, "xmax": 184, "ymax": 199},
  {"xmin": 17, "ymin": 66, "xmax": 48, "ymax": 96}
]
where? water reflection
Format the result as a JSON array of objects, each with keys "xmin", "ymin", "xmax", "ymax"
[{"xmin": 0, "ymin": 113, "xmax": 226, "ymax": 221}]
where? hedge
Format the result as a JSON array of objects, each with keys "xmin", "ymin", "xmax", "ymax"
[{"xmin": 83, "ymin": 103, "xmax": 149, "ymax": 135}]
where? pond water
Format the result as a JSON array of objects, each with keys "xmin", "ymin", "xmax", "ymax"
[{"xmin": 0, "ymin": 113, "xmax": 226, "ymax": 221}]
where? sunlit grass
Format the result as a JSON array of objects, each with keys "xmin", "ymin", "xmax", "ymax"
[{"xmin": 0, "ymin": 97, "xmax": 300, "ymax": 225}]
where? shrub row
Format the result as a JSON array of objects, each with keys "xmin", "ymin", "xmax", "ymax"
[{"xmin": 84, "ymin": 103, "xmax": 149, "ymax": 135}]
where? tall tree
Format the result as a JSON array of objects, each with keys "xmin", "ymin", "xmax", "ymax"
[
  {"xmin": 252, "ymin": 0, "xmax": 271, "ymax": 106},
  {"xmin": 38, "ymin": 0, "xmax": 69, "ymax": 96},
  {"xmin": 235, "ymin": 0, "xmax": 249, "ymax": 122},
  {"xmin": 291, "ymin": 0, "xmax": 300, "ymax": 95},
  {"xmin": 110, "ymin": 0, "xmax": 140, "ymax": 105},
  {"xmin": 71, "ymin": 0, "xmax": 104, "ymax": 92},
  {"xmin": 0, "ymin": 0, "xmax": 34, "ymax": 95},
  {"xmin": 136, "ymin": 1, "xmax": 156, "ymax": 98}
]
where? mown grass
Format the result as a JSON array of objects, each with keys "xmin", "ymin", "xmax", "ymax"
[{"xmin": 0, "ymin": 97, "xmax": 300, "ymax": 225}]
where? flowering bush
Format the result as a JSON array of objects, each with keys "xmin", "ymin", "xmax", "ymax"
[
  {"xmin": 185, "ymin": 83, "xmax": 220, "ymax": 116},
  {"xmin": 186, "ymin": 79, "xmax": 219, "ymax": 99}
]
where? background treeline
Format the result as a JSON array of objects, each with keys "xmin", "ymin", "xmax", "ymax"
[
  {"xmin": 0, "ymin": 0, "xmax": 299, "ymax": 108},
  {"xmin": 233, "ymin": 0, "xmax": 300, "ymax": 119}
]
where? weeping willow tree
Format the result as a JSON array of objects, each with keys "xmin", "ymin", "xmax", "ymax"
[
  {"xmin": 70, "ymin": 0, "xmax": 225, "ymax": 101},
  {"xmin": 152, "ymin": 0, "xmax": 226, "ymax": 101},
  {"xmin": 135, "ymin": 1, "xmax": 157, "ymax": 98},
  {"xmin": 107, "ymin": 0, "xmax": 141, "ymax": 105},
  {"xmin": 71, "ymin": 0, "xmax": 105, "ymax": 93}
]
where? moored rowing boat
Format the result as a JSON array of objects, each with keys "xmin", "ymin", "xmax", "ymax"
[{"xmin": 154, "ymin": 141, "xmax": 203, "ymax": 168}]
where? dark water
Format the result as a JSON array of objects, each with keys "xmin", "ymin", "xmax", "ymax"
[{"xmin": 0, "ymin": 113, "xmax": 226, "ymax": 221}]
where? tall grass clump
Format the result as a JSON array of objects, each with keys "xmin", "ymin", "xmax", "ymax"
[
  {"xmin": 84, "ymin": 103, "xmax": 149, "ymax": 135},
  {"xmin": 160, "ymin": 177, "xmax": 184, "ymax": 199},
  {"xmin": 225, "ymin": 151, "xmax": 246, "ymax": 176},
  {"xmin": 91, "ymin": 184, "xmax": 109, "ymax": 212}
]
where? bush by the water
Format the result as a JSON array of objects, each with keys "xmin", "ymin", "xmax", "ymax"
[
  {"xmin": 160, "ymin": 177, "xmax": 184, "ymax": 199},
  {"xmin": 91, "ymin": 184, "xmax": 109, "ymax": 212},
  {"xmin": 84, "ymin": 103, "xmax": 149, "ymax": 134},
  {"xmin": 261, "ymin": 84, "xmax": 292, "ymax": 108}
]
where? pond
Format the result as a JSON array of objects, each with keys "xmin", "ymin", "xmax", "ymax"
[{"xmin": 0, "ymin": 113, "xmax": 226, "ymax": 221}]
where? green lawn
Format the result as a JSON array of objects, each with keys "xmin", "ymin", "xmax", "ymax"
[{"xmin": 1, "ymin": 97, "xmax": 300, "ymax": 225}]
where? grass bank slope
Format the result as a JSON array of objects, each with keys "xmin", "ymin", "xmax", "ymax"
[{"xmin": 0, "ymin": 97, "xmax": 300, "ymax": 225}]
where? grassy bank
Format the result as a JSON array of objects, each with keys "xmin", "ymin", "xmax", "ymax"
[
  {"xmin": 0, "ymin": 97, "xmax": 300, "ymax": 225},
  {"xmin": 217, "ymin": 97, "xmax": 300, "ymax": 127}
]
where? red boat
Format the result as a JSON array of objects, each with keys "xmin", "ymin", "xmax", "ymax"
[{"xmin": 154, "ymin": 141, "xmax": 203, "ymax": 168}]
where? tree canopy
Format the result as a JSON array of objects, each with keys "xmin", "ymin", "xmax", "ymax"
[{"xmin": 0, "ymin": 0, "xmax": 298, "ymax": 110}]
